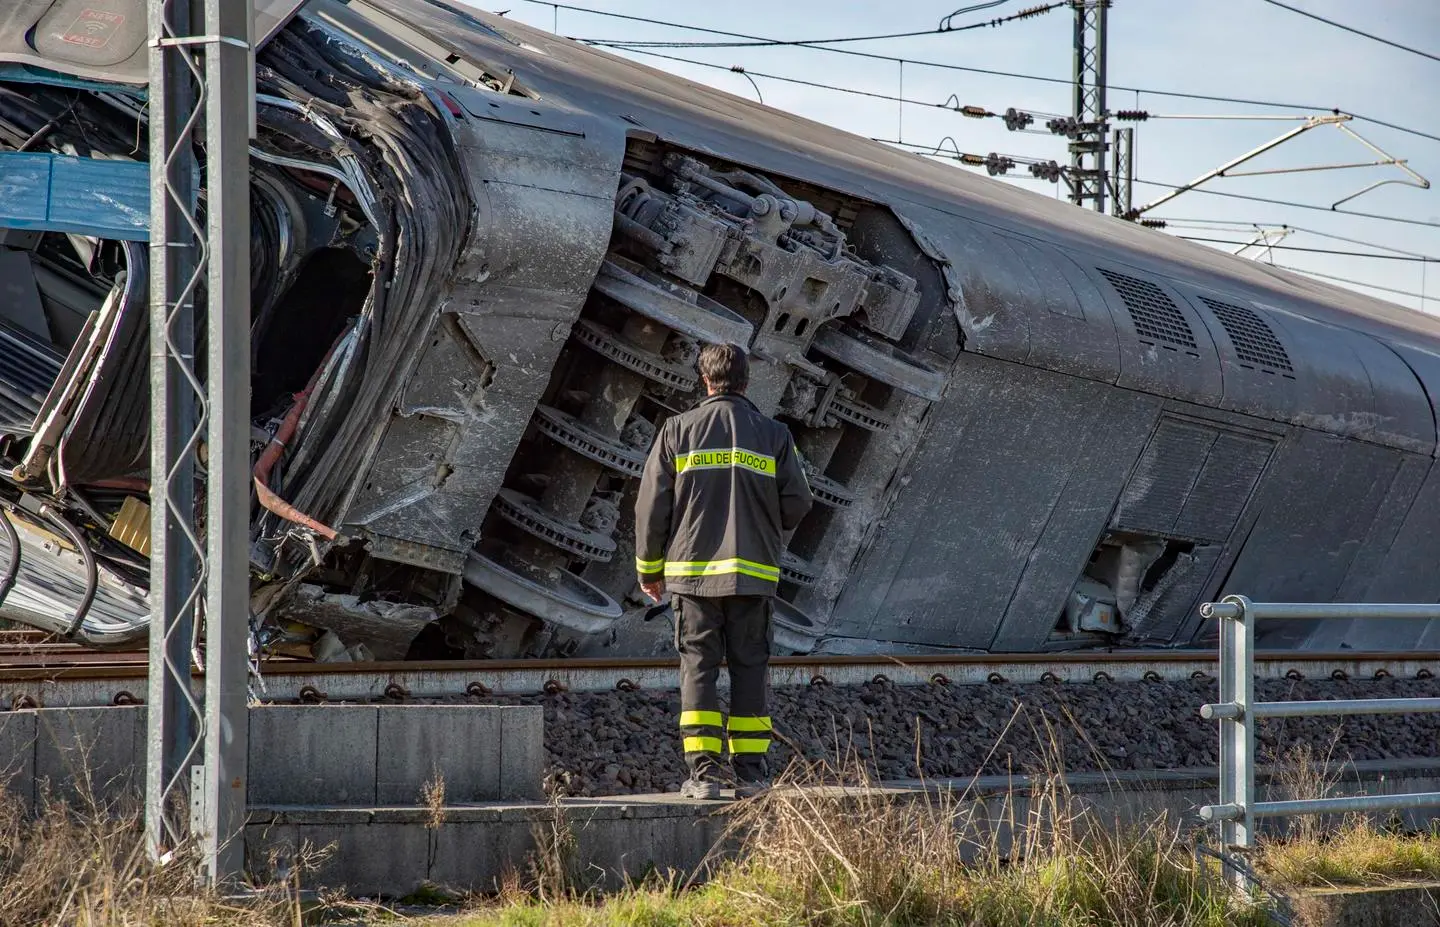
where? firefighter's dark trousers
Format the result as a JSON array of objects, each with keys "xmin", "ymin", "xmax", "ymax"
[{"xmin": 674, "ymin": 594, "xmax": 773, "ymax": 782}]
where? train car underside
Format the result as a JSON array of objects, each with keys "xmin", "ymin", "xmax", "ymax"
[{"xmin": 2, "ymin": 0, "xmax": 1438, "ymax": 659}]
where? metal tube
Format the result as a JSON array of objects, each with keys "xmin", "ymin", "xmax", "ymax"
[
  {"xmin": 1199, "ymin": 803, "xmax": 1242, "ymax": 822},
  {"xmin": 1200, "ymin": 600, "xmax": 1243, "ymax": 620},
  {"xmin": 1199, "ymin": 702, "xmax": 1241, "ymax": 720},
  {"xmin": 1254, "ymin": 792, "xmax": 1440, "ymax": 819},
  {"xmin": 1249, "ymin": 602, "xmax": 1440, "ymax": 621},
  {"xmin": 1253, "ymin": 697, "xmax": 1440, "ymax": 718},
  {"xmin": 1217, "ymin": 593, "xmax": 1255, "ymax": 856}
]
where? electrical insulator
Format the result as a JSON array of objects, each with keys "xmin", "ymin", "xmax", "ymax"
[
  {"xmin": 1139, "ymin": 218, "xmax": 1167, "ymax": 228},
  {"xmin": 1014, "ymin": 3, "xmax": 1054, "ymax": 19},
  {"xmin": 985, "ymin": 154, "xmax": 1016, "ymax": 176},
  {"xmin": 959, "ymin": 153, "xmax": 986, "ymax": 166},
  {"xmin": 1114, "ymin": 110, "xmax": 1149, "ymax": 121},
  {"xmin": 1029, "ymin": 161, "xmax": 1063, "ymax": 183},
  {"xmin": 1003, "ymin": 107, "xmax": 1034, "ymax": 131},
  {"xmin": 961, "ymin": 105, "xmax": 991, "ymax": 119},
  {"xmin": 1046, "ymin": 116, "xmax": 1079, "ymax": 138}
]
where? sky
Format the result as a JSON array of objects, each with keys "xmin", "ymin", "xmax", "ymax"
[{"xmin": 472, "ymin": 0, "xmax": 1440, "ymax": 314}]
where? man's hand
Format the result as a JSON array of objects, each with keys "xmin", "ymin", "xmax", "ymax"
[{"xmin": 640, "ymin": 580, "xmax": 666, "ymax": 604}]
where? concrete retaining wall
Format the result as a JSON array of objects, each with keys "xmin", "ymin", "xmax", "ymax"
[
  {"xmin": 1293, "ymin": 884, "xmax": 1440, "ymax": 926},
  {"xmin": 0, "ymin": 704, "xmax": 544, "ymax": 811},
  {"xmin": 248, "ymin": 761, "xmax": 1440, "ymax": 897}
]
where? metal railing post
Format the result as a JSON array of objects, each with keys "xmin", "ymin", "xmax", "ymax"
[
  {"xmin": 1201, "ymin": 597, "xmax": 1440, "ymax": 886},
  {"xmin": 1215, "ymin": 595, "xmax": 1255, "ymax": 858}
]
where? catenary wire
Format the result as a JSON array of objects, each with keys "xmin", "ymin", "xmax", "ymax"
[
  {"xmin": 1259, "ymin": 0, "xmax": 1440, "ymax": 65},
  {"xmin": 1131, "ymin": 178, "xmax": 1440, "ymax": 230},
  {"xmin": 1156, "ymin": 220, "xmax": 1439, "ymax": 259},
  {"xmin": 594, "ymin": 49, "xmax": 965, "ymax": 109},
  {"xmin": 1174, "ymin": 237, "xmax": 1440, "ymax": 262},
  {"xmin": 520, "ymin": 1, "xmax": 1440, "ymax": 144},
  {"xmin": 877, "ymin": 142, "xmax": 1440, "ymax": 231},
  {"xmin": 1274, "ymin": 265, "xmax": 1432, "ymax": 303},
  {"xmin": 581, "ymin": 2, "xmax": 1064, "ymax": 48},
  {"xmin": 585, "ymin": 40, "xmax": 1440, "ymax": 146}
]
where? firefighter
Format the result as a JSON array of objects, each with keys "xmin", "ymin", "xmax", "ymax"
[{"xmin": 634, "ymin": 342, "xmax": 814, "ymax": 800}]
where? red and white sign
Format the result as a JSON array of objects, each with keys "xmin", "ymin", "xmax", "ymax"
[{"xmin": 59, "ymin": 9, "xmax": 126, "ymax": 50}]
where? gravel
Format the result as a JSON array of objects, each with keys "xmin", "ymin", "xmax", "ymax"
[{"xmin": 469, "ymin": 675, "xmax": 1440, "ymax": 798}]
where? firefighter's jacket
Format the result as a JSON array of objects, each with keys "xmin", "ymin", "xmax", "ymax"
[{"xmin": 635, "ymin": 392, "xmax": 814, "ymax": 597}]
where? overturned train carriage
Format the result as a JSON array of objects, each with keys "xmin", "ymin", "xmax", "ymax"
[{"xmin": 1, "ymin": 0, "xmax": 1439, "ymax": 658}]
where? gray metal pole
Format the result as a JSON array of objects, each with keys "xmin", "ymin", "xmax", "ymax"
[
  {"xmin": 1068, "ymin": 0, "xmax": 1110, "ymax": 212},
  {"xmin": 200, "ymin": 0, "xmax": 254, "ymax": 885},
  {"xmin": 146, "ymin": 0, "xmax": 204, "ymax": 862},
  {"xmin": 1216, "ymin": 594, "xmax": 1255, "ymax": 860}
]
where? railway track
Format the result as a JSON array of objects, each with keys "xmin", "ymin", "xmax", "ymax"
[{"xmin": 2, "ymin": 647, "xmax": 1439, "ymax": 708}]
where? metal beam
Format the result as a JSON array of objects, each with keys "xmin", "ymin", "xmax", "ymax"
[
  {"xmin": 145, "ymin": 0, "xmax": 253, "ymax": 885},
  {"xmin": 1068, "ymin": 0, "xmax": 1109, "ymax": 212},
  {"xmin": 145, "ymin": 0, "xmax": 204, "ymax": 866},
  {"xmin": 200, "ymin": 0, "xmax": 254, "ymax": 885}
]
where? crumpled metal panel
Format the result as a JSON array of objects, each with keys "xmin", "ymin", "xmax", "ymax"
[
  {"xmin": 338, "ymin": 83, "xmax": 627, "ymax": 567},
  {"xmin": 828, "ymin": 353, "xmax": 1148, "ymax": 649},
  {"xmin": 56, "ymin": 241, "xmax": 148, "ymax": 483},
  {"xmin": 0, "ymin": 152, "xmax": 148, "ymax": 241},
  {"xmin": 986, "ymin": 386, "xmax": 1161, "ymax": 652}
]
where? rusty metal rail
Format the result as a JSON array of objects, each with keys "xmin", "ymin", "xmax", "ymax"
[{"xmin": 2, "ymin": 648, "xmax": 1439, "ymax": 708}]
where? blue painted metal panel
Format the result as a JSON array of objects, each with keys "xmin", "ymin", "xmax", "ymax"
[
  {"xmin": 0, "ymin": 152, "xmax": 148, "ymax": 241},
  {"xmin": 0, "ymin": 64, "xmax": 145, "ymax": 96}
]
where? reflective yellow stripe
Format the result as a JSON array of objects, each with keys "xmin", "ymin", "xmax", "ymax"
[
  {"xmin": 729, "ymin": 737, "xmax": 771, "ymax": 754},
  {"xmin": 635, "ymin": 555, "xmax": 664, "ymax": 573},
  {"xmin": 680, "ymin": 710, "xmax": 723, "ymax": 728},
  {"xmin": 664, "ymin": 558, "xmax": 780, "ymax": 582},
  {"xmin": 727, "ymin": 716, "xmax": 773, "ymax": 732},
  {"xmin": 675, "ymin": 447, "xmax": 776, "ymax": 477},
  {"xmin": 683, "ymin": 736, "xmax": 723, "ymax": 754}
]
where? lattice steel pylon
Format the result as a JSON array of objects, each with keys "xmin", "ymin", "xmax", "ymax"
[
  {"xmin": 1068, "ymin": 0, "xmax": 1111, "ymax": 212},
  {"xmin": 146, "ymin": 0, "xmax": 253, "ymax": 884}
]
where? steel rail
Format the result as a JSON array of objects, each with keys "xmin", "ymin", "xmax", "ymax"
[{"xmin": 2, "ymin": 650, "xmax": 1440, "ymax": 708}]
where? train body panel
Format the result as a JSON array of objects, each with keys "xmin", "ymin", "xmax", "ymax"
[{"xmin": 0, "ymin": 0, "xmax": 1438, "ymax": 657}]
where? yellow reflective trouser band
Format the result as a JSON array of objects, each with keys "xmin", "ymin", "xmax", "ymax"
[
  {"xmin": 680, "ymin": 710, "xmax": 724, "ymax": 728},
  {"xmin": 635, "ymin": 555, "xmax": 664, "ymax": 572},
  {"xmin": 727, "ymin": 716, "xmax": 773, "ymax": 732},
  {"xmin": 664, "ymin": 559, "xmax": 780, "ymax": 582},
  {"xmin": 675, "ymin": 447, "xmax": 776, "ymax": 477},
  {"xmin": 729, "ymin": 737, "xmax": 770, "ymax": 754},
  {"xmin": 683, "ymin": 736, "xmax": 723, "ymax": 754}
]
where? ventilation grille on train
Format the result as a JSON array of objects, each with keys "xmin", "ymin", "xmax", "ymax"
[
  {"xmin": 1096, "ymin": 268, "xmax": 1198, "ymax": 352},
  {"xmin": 1198, "ymin": 296, "xmax": 1294, "ymax": 375}
]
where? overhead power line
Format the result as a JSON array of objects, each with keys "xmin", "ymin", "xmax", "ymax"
[
  {"xmin": 1131, "ymin": 178, "xmax": 1440, "ymax": 230},
  {"xmin": 1277, "ymin": 265, "xmax": 1432, "ymax": 303},
  {"xmin": 1260, "ymin": 0, "xmax": 1440, "ymax": 65},
  {"xmin": 585, "ymin": 2, "xmax": 1063, "ymax": 49},
  {"xmin": 1174, "ymin": 236, "xmax": 1440, "ymax": 262},
  {"xmin": 522, "ymin": 0, "xmax": 1440, "ymax": 145}
]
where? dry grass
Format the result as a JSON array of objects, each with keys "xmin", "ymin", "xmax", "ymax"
[
  {"xmin": 0, "ymin": 781, "xmax": 352, "ymax": 927},
  {"xmin": 1258, "ymin": 818, "xmax": 1440, "ymax": 889},
  {"xmin": 437, "ymin": 743, "xmax": 1271, "ymax": 927}
]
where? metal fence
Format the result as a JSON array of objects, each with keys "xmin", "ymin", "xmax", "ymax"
[{"xmin": 1198, "ymin": 595, "xmax": 1440, "ymax": 855}]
